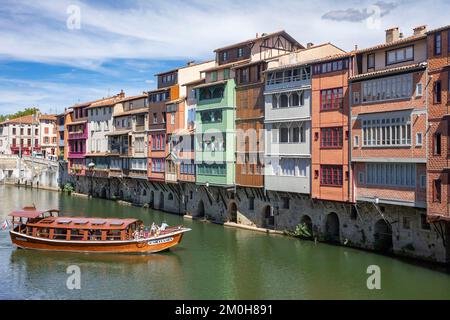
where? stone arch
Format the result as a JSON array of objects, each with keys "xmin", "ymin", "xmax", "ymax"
[
  {"xmin": 159, "ymin": 191, "xmax": 165, "ymax": 210},
  {"xmin": 168, "ymin": 193, "xmax": 174, "ymax": 201},
  {"xmin": 374, "ymin": 219, "xmax": 393, "ymax": 252},
  {"xmin": 228, "ymin": 201, "xmax": 238, "ymax": 223},
  {"xmin": 100, "ymin": 187, "xmax": 107, "ymax": 199},
  {"xmin": 325, "ymin": 212, "xmax": 340, "ymax": 243},
  {"xmin": 262, "ymin": 205, "xmax": 274, "ymax": 229},
  {"xmin": 300, "ymin": 215, "xmax": 313, "ymax": 238},
  {"xmin": 196, "ymin": 200, "xmax": 205, "ymax": 218}
]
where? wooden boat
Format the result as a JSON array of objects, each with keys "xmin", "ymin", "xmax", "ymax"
[{"xmin": 8, "ymin": 206, "xmax": 191, "ymax": 254}]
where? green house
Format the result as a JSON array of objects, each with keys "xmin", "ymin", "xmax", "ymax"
[{"xmin": 194, "ymin": 69, "xmax": 236, "ymax": 187}]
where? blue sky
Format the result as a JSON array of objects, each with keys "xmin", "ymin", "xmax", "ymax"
[{"xmin": 0, "ymin": 0, "xmax": 449, "ymax": 115}]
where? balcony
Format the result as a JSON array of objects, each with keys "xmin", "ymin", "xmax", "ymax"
[
  {"xmin": 265, "ymin": 68, "xmax": 312, "ymax": 94},
  {"xmin": 68, "ymin": 131, "xmax": 87, "ymax": 140}
]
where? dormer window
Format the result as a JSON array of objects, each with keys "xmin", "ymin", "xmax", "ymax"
[
  {"xmin": 237, "ymin": 47, "xmax": 244, "ymax": 58},
  {"xmin": 367, "ymin": 53, "xmax": 375, "ymax": 69},
  {"xmin": 222, "ymin": 51, "xmax": 228, "ymax": 61}
]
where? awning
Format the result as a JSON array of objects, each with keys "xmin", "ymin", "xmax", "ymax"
[{"xmin": 9, "ymin": 208, "xmax": 59, "ymax": 218}]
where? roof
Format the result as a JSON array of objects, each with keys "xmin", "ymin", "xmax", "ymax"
[
  {"xmin": 213, "ymin": 30, "xmax": 303, "ymax": 52},
  {"xmin": 166, "ymin": 97, "xmax": 186, "ymax": 105},
  {"xmin": 105, "ymin": 130, "xmax": 132, "ymax": 136},
  {"xmin": 113, "ymin": 108, "xmax": 148, "ymax": 117},
  {"xmin": 355, "ymin": 34, "xmax": 426, "ymax": 54},
  {"xmin": 67, "ymin": 120, "xmax": 87, "ymax": 126},
  {"xmin": 201, "ymin": 59, "xmax": 251, "ymax": 72},
  {"xmin": 147, "ymin": 87, "xmax": 170, "ymax": 94},
  {"xmin": 86, "ymin": 97, "xmax": 122, "ymax": 109},
  {"xmin": 0, "ymin": 115, "xmax": 38, "ymax": 126},
  {"xmin": 26, "ymin": 216, "xmax": 139, "ymax": 231},
  {"xmin": 349, "ymin": 63, "xmax": 426, "ymax": 81},
  {"xmin": 193, "ymin": 79, "xmax": 228, "ymax": 89},
  {"xmin": 9, "ymin": 208, "xmax": 59, "ymax": 219},
  {"xmin": 154, "ymin": 60, "xmax": 215, "ymax": 76},
  {"xmin": 264, "ymin": 51, "xmax": 354, "ymax": 73},
  {"xmin": 426, "ymin": 25, "xmax": 450, "ymax": 35},
  {"xmin": 182, "ymin": 78, "xmax": 206, "ymax": 87},
  {"xmin": 39, "ymin": 114, "xmax": 57, "ymax": 121},
  {"xmin": 118, "ymin": 94, "xmax": 148, "ymax": 103}
]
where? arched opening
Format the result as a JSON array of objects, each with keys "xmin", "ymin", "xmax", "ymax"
[
  {"xmin": 100, "ymin": 187, "xmax": 107, "ymax": 199},
  {"xmin": 374, "ymin": 219, "xmax": 393, "ymax": 252},
  {"xmin": 228, "ymin": 202, "xmax": 237, "ymax": 223},
  {"xmin": 150, "ymin": 191, "xmax": 155, "ymax": 208},
  {"xmin": 196, "ymin": 200, "xmax": 205, "ymax": 218},
  {"xmin": 262, "ymin": 205, "xmax": 274, "ymax": 229},
  {"xmin": 325, "ymin": 212, "xmax": 340, "ymax": 243},
  {"xmin": 300, "ymin": 215, "xmax": 313, "ymax": 239},
  {"xmin": 159, "ymin": 192, "xmax": 165, "ymax": 210},
  {"xmin": 168, "ymin": 193, "xmax": 174, "ymax": 201}
]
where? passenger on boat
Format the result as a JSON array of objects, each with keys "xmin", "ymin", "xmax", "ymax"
[{"xmin": 150, "ymin": 223, "xmax": 156, "ymax": 235}]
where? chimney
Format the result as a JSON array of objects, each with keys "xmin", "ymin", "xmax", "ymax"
[
  {"xmin": 307, "ymin": 42, "xmax": 314, "ymax": 48},
  {"xmin": 119, "ymin": 89, "xmax": 125, "ymax": 98},
  {"xmin": 354, "ymin": 44, "xmax": 358, "ymax": 51},
  {"xmin": 385, "ymin": 27, "xmax": 400, "ymax": 43},
  {"xmin": 187, "ymin": 60, "xmax": 195, "ymax": 66},
  {"xmin": 413, "ymin": 25, "xmax": 427, "ymax": 36}
]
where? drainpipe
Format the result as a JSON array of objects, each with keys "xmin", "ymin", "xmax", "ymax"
[{"xmin": 348, "ymin": 58, "xmax": 353, "ymax": 204}]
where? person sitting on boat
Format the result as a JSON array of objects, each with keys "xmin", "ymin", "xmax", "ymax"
[
  {"xmin": 160, "ymin": 223, "xmax": 169, "ymax": 231},
  {"xmin": 133, "ymin": 230, "xmax": 140, "ymax": 240},
  {"xmin": 150, "ymin": 222, "xmax": 157, "ymax": 236},
  {"xmin": 143, "ymin": 226, "xmax": 149, "ymax": 238},
  {"xmin": 139, "ymin": 225, "xmax": 145, "ymax": 238}
]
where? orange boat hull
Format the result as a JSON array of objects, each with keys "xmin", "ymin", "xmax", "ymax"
[{"xmin": 9, "ymin": 230, "xmax": 188, "ymax": 254}]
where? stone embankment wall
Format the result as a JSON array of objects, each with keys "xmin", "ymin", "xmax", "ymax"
[{"xmin": 69, "ymin": 175, "xmax": 449, "ymax": 265}]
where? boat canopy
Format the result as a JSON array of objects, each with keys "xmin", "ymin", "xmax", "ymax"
[
  {"xmin": 25, "ymin": 217, "xmax": 140, "ymax": 230},
  {"xmin": 9, "ymin": 208, "xmax": 60, "ymax": 219}
]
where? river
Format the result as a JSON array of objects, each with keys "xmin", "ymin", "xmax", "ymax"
[{"xmin": 0, "ymin": 185, "xmax": 449, "ymax": 299}]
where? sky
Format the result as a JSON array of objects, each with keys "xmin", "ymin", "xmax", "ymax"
[{"xmin": 0, "ymin": 0, "xmax": 448, "ymax": 115}]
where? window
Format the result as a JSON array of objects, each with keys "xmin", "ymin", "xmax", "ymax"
[
  {"xmin": 365, "ymin": 163, "xmax": 416, "ymax": 187},
  {"xmin": 354, "ymin": 135, "xmax": 359, "ymax": 147},
  {"xmin": 361, "ymin": 114, "xmax": 411, "ymax": 146},
  {"xmin": 196, "ymin": 163, "xmax": 226, "ymax": 176},
  {"xmin": 151, "ymin": 134, "xmax": 165, "ymax": 151},
  {"xmin": 433, "ymin": 133, "xmax": 441, "ymax": 155},
  {"xmin": 280, "ymin": 127, "xmax": 289, "ymax": 143},
  {"xmin": 321, "ymin": 127, "xmax": 343, "ymax": 148},
  {"xmin": 180, "ymin": 160, "xmax": 195, "ymax": 175},
  {"xmin": 415, "ymin": 132, "xmax": 423, "ymax": 146},
  {"xmin": 358, "ymin": 172, "xmax": 364, "ymax": 184},
  {"xmin": 211, "ymin": 71, "xmax": 217, "ymax": 82},
  {"xmin": 402, "ymin": 217, "xmax": 411, "ymax": 230},
  {"xmin": 420, "ymin": 214, "xmax": 431, "ymax": 230},
  {"xmin": 433, "ymin": 179, "xmax": 442, "ymax": 202},
  {"xmin": 320, "ymin": 88, "xmax": 343, "ymax": 110},
  {"xmin": 434, "ymin": 80, "xmax": 441, "ymax": 103},
  {"xmin": 313, "ymin": 59, "xmax": 348, "ymax": 75},
  {"xmin": 134, "ymin": 137, "xmax": 145, "ymax": 153},
  {"xmin": 153, "ymin": 113, "xmax": 157, "ymax": 124},
  {"xmin": 266, "ymin": 67, "xmax": 311, "ymax": 85},
  {"xmin": 415, "ymin": 83, "xmax": 423, "ymax": 97},
  {"xmin": 353, "ymin": 92, "xmax": 360, "ymax": 104},
  {"xmin": 320, "ymin": 166, "xmax": 343, "ymax": 186},
  {"xmin": 367, "ymin": 53, "xmax": 375, "ymax": 69},
  {"xmin": 270, "ymin": 158, "xmax": 308, "ymax": 177},
  {"xmin": 386, "ymin": 46, "xmax": 414, "ymax": 65},
  {"xmin": 420, "ymin": 175, "xmax": 426, "ymax": 189},
  {"xmin": 434, "ymin": 32, "xmax": 442, "ymax": 55},
  {"xmin": 222, "ymin": 51, "xmax": 228, "ymax": 61},
  {"xmin": 237, "ymin": 47, "xmax": 244, "ymax": 57},
  {"xmin": 201, "ymin": 110, "xmax": 222, "ymax": 123},
  {"xmin": 362, "ymin": 73, "xmax": 412, "ymax": 103},
  {"xmin": 240, "ymin": 68, "xmax": 249, "ymax": 83},
  {"xmin": 151, "ymin": 158, "xmax": 165, "ymax": 173},
  {"xmin": 170, "ymin": 113, "xmax": 175, "ymax": 125},
  {"xmin": 130, "ymin": 158, "xmax": 147, "ymax": 171},
  {"xmin": 223, "ymin": 68, "xmax": 230, "ymax": 79}
]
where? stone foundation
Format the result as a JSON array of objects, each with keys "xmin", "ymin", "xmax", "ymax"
[{"xmin": 70, "ymin": 176, "xmax": 449, "ymax": 265}]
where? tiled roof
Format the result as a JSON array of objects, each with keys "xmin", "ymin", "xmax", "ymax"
[
  {"xmin": 201, "ymin": 59, "xmax": 251, "ymax": 72},
  {"xmin": 0, "ymin": 115, "xmax": 37, "ymax": 125},
  {"xmin": 117, "ymin": 93, "xmax": 148, "ymax": 103},
  {"xmin": 354, "ymin": 34, "xmax": 426, "ymax": 54},
  {"xmin": 349, "ymin": 63, "xmax": 426, "ymax": 81},
  {"xmin": 213, "ymin": 30, "xmax": 303, "ymax": 52},
  {"xmin": 426, "ymin": 25, "xmax": 450, "ymax": 35},
  {"xmin": 154, "ymin": 60, "xmax": 215, "ymax": 76},
  {"xmin": 193, "ymin": 79, "xmax": 228, "ymax": 89},
  {"xmin": 182, "ymin": 78, "xmax": 206, "ymax": 87},
  {"xmin": 39, "ymin": 114, "xmax": 57, "ymax": 121},
  {"xmin": 113, "ymin": 108, "xmax": 148, "ymax": 117},
  {"xmin": 166, "ymin": 97, "xmax": 186, "ymax": 105}
]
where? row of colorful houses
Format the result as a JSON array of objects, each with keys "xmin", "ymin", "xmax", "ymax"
[{"xmin": 51, "ymin": 24, "xmax": 450, "ymax": 225}]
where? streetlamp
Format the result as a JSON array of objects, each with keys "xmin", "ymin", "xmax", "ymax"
[{"xmin": 88, "ymin": 161, "xmax": 95, "ymax": 197}]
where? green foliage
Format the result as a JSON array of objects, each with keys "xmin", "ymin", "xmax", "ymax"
[
  {"xmin": 0, "ymin": 107, "xmax": 40, "ymax": 123},
  {"xmin": 63, "ymin": 183, "xmax": 74, "ymax": 194},
  {"xmin": 285, "ymin": 223, "xmax": 312, "ymax": 239}
]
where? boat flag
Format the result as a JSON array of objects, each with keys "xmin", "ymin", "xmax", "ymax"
[{"xmin": 1, "ymin": 219, "xmax": 10, "ymax": 231}]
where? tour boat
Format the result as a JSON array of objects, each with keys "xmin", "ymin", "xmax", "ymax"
[{"xmin": 8, "ymin": 206, "xmax": 191, "ymax": 254}]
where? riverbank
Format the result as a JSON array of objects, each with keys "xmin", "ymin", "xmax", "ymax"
[
  {"xmin": 2, "ymin": 184, "xmax": 450, "ymax": 299},
  {"xmin": 61, "ymin": 175, "xmax": 450, "ymax": 267}
]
